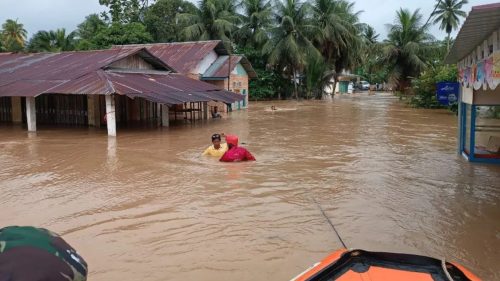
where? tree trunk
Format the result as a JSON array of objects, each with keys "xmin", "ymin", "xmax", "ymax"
[
  {"xmin": 332, "ymin": 73, "xmax": 338, "ymax": 98},
  {"xmin": 293, "ymin": 68, "xmax": 298, "ymax": 100},
  {"xmin": 447, "ymin": 33, "xmax": 450, "ymax": 52}
]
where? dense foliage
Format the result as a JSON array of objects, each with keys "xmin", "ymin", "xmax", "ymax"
[{"xmin": 409, "ymin": 64, "xmax": 458, "ymax": 109}]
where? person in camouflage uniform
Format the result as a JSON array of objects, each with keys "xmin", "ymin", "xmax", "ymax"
[{"xmin": 0, "ymin": 226, "xmax": 87, "ymax": 281}]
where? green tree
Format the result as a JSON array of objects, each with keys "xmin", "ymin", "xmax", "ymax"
[
  {"xmin": 359, "ymin": 24, "xmax": 384, "ymax": 83},
  {"xmin": 432, "ymin": 0, "xmax": 468, "ymax": 51},
  {"xmin": 410, "ymin": 64, "xmax": 457, "ymax": 108},
  {"xmin": 27, "ymin": 29, "xmax": 77, "ymax": 52},
  {"xmin": 235, "ymin": 0, "xmax": 272, "ymax": 48},
  {"xmin": 143, "ymin": 0, "xmax": 197, "ymax": 42},
  {"xmin": 77, "ymin": 14, "xmax": 108, "ymax": 41},
  {"xmin": 91, "ymin": 22, "xmax": 153, "ymax": 48},
  {"xmin": 362, "ymin": 24, "xmax": 379, "ymax": 45},
  {"xmin": 304, "ymin": 53, "xmax": 329, "ymax": 99},
  {"xmin": 75, "ymin": 14, "xmax": 108, "ymax": 50},
  {"xmin": 382, "ymin": 9, "xmax": 434, "ymax": 92},
  {"xmin": 263, "ymin": 0, "xmax": 319, "ymax": 99},
  {"xmin": 1, "ymin": 19, "xmax": 27, "ymax": 52},
  {"xmin": 176, "ymin": 0, "xmax": 240, "ymax": 46},
  {"xmin": 310, "ymin": 0, "xmax": 363, "ymax": 92},
  {"xmin": 99, "ymin": 0, "xmax": 149, "ymax": 23}
]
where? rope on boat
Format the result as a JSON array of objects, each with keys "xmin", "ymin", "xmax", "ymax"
[
  {"xmin": 441, "ymin": 258, "xmax": 455, "ymax": 281},
  {"xmin": 311, "ymin": 197, "xmax": 348, "ymax": 249}
]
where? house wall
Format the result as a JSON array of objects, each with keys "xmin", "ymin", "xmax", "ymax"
[
  {"xmin": 195, "ymin": 50, "xmax": 218, "ymax": 75},
  {"xmin": 108, "ymin": 54, "xmax": 155, "ymax": 70},
  {"xmin": 205, "ymin": 64, "xmax": 249, "ymax": 112},
  {"xmin": 474, "ymin": 88, "xmax": 500, "ymax": 104}
]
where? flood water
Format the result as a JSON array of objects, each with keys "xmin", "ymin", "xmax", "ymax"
[{"xmin": 0, "ymin": 92, "xmax": 499, "ymax": 280}]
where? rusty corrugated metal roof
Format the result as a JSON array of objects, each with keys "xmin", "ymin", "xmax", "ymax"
[
  {"xmin": 105, "ymin": 72, "xmax": 243, "ymax": 104},
  {"xmin": 113, "ymin": 42, "xmax": 257, "ymax": 79},
  {"xmin": 0, "ymin": 48, "xmax": 244, "ymax": 105},
  {"xmin": 113, "ymin": 41, "xmax": 228, "ymax": 74},
  {"xmin": 0, "ymin": 48, "xmax": 166, "ymax": 87}
]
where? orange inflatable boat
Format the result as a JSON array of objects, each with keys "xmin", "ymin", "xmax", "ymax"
[{"xmin": 291, "ymin": 249, "xmax": 480, "ymax": 281}]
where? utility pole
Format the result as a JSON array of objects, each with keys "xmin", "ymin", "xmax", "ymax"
[{"xmin": 228, "ymin": 55, "xmax": 231, "ymax": 91}]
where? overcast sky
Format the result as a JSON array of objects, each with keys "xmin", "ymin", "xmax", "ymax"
[{"xmin": 0, "ymin": 0, "xmax": 494, "ymax": 41}]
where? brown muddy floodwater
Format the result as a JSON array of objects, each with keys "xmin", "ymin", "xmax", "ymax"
[{"xmin": 0, "ymin": 92, "xmax": 499, "ymax": 280}]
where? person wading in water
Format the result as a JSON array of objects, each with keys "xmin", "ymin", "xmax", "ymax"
[
  {"xmin": 202, "ymin": 134, "xmax": 228, "ymax": 157},
  {"xmin": 220, "ymin": 135, "xmax": 256, "ymax": 162}
]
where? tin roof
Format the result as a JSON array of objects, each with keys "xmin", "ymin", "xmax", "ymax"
[
  {"xmin": 105, "ymin": 72, "xmax": 243, "ymax": 104},
  {"xmin": 0, "ymin": 49, "xmax": 244, "ymax": 104},
  {"xmin": 113, "ymin": 41, "xmax": 257, "ymax": 78},
  {"xmin": 0, "ymin": 48, "xmax": 170, "ymax": 87},
  {"xmin": 113, "ymin": 40, "xmax": 228, "ymax": 74},
  {"xmin": 445, "ymin": 3, "xmax": 500, "ymax": 64}
]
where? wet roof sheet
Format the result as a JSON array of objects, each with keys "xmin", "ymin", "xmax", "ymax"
[
  {"xmin": 113, "ymin": 41, "xmax": 257, "ymax": 78},
  {"xmin": 0, "ymin": 49, "xmax": 244, "ymax": 104},
  {"xmin": 445, "ymin": 3, "xmax": 500, "ymax": 63},
  {"xmin": 0, "ymin": 48, "xmax": 168, "ymax": 87},
  {"xmin": 106, "ymin": 72, "xmax": 243, "ymax": 104},
  {"xmin": 113, "ymin": 41, "xmax": 228, "ymax": 74}
]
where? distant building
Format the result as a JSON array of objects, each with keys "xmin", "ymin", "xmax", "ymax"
[
  {"xmin": 0, "ymin": 48, "xmax": 243, "ymax": 136},
  {"xmin": 113, "ymin": 41, "xmax": 257, "ymax": 112}
]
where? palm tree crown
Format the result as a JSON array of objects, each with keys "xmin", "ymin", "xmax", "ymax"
[
  {"xmin": 177, "ymin": 0, "xmax": 240, "ymax": 47},
  {"xmin": 1, "ymin": 19, "xmax": 27, "ymax": 52},
  {"xmin": 383, "ymin": 8, "xmax": 434, "ymax": 90},
  {"xmin": 236, "ymin": 0, "xmax": 272, "ymax": 48}
]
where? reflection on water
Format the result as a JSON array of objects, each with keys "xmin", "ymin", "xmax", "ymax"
[{"xmin": 0, "ymin": 92, "xmax": 499, "ymax": 280}]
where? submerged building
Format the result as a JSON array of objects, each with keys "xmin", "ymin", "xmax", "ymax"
[
  {"xmin": 0, "ymin": 47, "xmax": 244, "ymax": 136},
  {"xmin": 446, "ymin": 3, "xmax": 500, "ymax": 164},
  {"xmin": 112, "ymin": 41, "xmax": 257, "ymax": 112}
]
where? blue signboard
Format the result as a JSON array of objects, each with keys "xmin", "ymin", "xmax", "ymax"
[{"xmin": 436, "ymin": 82, "xmax": 459, "ymax": 106}]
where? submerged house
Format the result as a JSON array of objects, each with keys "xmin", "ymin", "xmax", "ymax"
[
  {"xmin": 446, "ymin": 3, "xmax": 500, "ymax": 164},
  {"xmin": 112, "ymin": 41, "xmax": 257, "ymax": 112},
  {"xmin": 0, "ymin": 47, "xmax": 243, "ymax": 136}
]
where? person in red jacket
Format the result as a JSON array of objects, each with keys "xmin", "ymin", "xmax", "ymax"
[{"xmin": 220, "ymin": 135, "xmax": 256, "ymax": 162}]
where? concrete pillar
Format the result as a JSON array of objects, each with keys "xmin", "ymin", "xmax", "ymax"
[
  {"xmin": 161, "ymin": 104, "xmax": 169, "ymax": 127},
  {"xmin": 26, "ymin": 96, "xmax": 36, "ymax": 132},
  {"xmin": 11, "ymin": 97, "xmax": 22, "ymax": 123},
  {"xmin": 105, "ymin": 94, "xmax": 116, "ymax": 137},
  {"xmin": 87, "ymin": 95, "xmax": 95, "ymax": 126},
  {"xmin": 156, "ymin": 103, "xmax": 162, "ymax": 126},
  {"xmin": 492, "ymin": 31, "xmax": 498, "ymax": 52},
  {"xmin": 203, "ymin": 102, "xmax": 208, "ymax": 120}
]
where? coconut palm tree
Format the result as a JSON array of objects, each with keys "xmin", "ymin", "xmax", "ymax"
[
  {"xmin": 432, "ymin": 0, "xmax": 468, "ymax": 51},
  {"xmin": 310, "ymin": 0, "xmax": 363, "ymax": 93},
  {"xmin": 235, "ymin": 0, "xmax": 272, "ymax": 48},
  {"xmin": 263, "ymin": 0, "xmax": 319, "ymax": 99},
  {"xmin": 360, "ymin": 24, "xmax": 382, "ymax": 84},
  {"xmin": 27, "ymin": 29, "xmax": 77, "ymax": 52},
  {"xmin": 382, "ymin": 8, "xmax": 434, "ymax": 92},
  {"xmin": 177, "ymin": 0, "xmax": 240, "ymax": 48},
  {"xmin": 362, "ymin": 24, "xmax": 379, "ymax": 45},
  {"xmin": 1, "ymin": 19, "xmax": 27, "ymax": 52}
]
